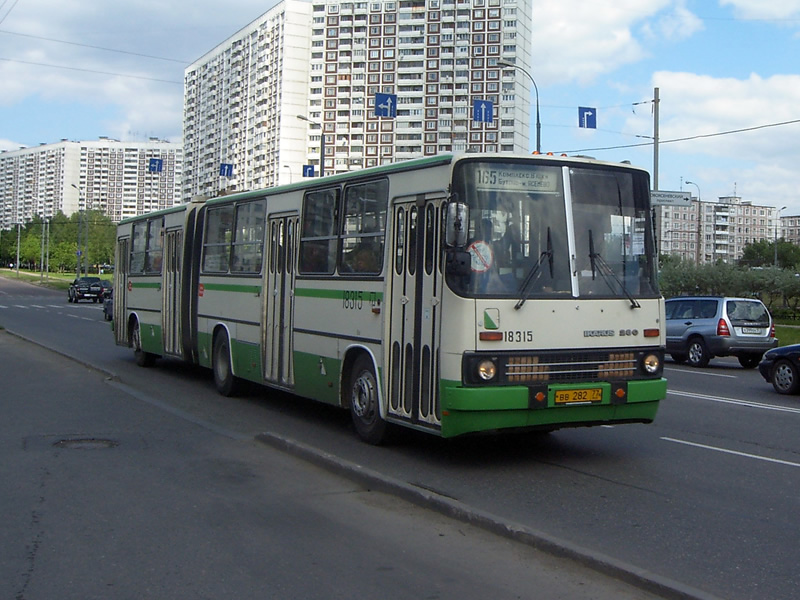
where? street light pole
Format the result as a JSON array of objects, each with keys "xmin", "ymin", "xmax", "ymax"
[
  {"xmin": 497, "ymin": 59, "xmax": 541, "ymax": 154},
  {"xmin": 686, "ymin": 180, "xmax": 701, "ymax": 264},
  {"xmin": 296, "ymin": 114, "xmax": 325, "ymax": 177},
  {"xmin": 775, "ymin": 205, "xmax": 787, "ymax": 267}
]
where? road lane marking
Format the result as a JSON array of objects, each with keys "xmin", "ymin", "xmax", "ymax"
[
  {"xmin": 668, "ymin": 389, "xmax": 800, "ymax": 414},
  {"xmin": 662, "ymin": 437, "xmax": 800, "ymax": 469},
  {"xmin": 664, "ymin": 366, "xmax": 737, "ymax": 378},
  {"xmin": 31, "ymin": 304, "xmax": 46, "ymax": 309},
  {"xmin": 13, "ymin": 305, "xmax": 29, "ymax": 309}
]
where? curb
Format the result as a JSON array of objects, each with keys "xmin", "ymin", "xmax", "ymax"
[{"xmin": 256, "ymin": 431, "xmax": 724, "ymax": 600}]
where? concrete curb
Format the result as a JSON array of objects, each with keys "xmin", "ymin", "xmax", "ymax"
[{"xmin": 256, "ymin": 431, "xmax": 724, "ymax": 600}]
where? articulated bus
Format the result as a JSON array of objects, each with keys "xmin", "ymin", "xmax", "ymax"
[{"xmin": 112, "ymin": 153, "xmax": 666, "ymax": 443}]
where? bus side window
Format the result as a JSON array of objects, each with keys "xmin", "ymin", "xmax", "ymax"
[
  {"xmin": 202, "ymin": 206, "xmax": 234, "ymax": 273},
  {"xmin": 299, "ymin": 188, "xmax": 339, "ymax": 274},
  {"xmin": 339, "ymin": 179, "xmax": 388, "ymax": 275}
]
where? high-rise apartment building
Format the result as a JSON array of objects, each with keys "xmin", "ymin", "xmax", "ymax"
[
  {"xmin": 0, "ymin": 138, "xmax": 182, "ymax": 229},
  {"xmin": 655, "ymin": 196, "xmax": 783, "ymax": 264},
  {"xmin": 183, "ymin": 0, "xmax": 532, "ymax": 197}
]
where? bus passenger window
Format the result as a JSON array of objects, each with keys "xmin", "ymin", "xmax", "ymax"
[
  {"xmin": 339, "ymin": 179, "xmax": 387, "ymax": 275},
  {"xmin": 203, "ymin": 206, "xmax": 233, "ymax": 273},
  {"xmin": 299, "ymin": 188, "xmax": 339, "ymax": 275}
]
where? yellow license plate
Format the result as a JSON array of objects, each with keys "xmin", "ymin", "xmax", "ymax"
[{"xmin": 554, "ymin": 388, "xmax": 603, "ymax": 404}]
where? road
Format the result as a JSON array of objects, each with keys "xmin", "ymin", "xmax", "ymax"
[{"xmin": 3, "ymin": 274, "xmax": 799, "ymax": 599}]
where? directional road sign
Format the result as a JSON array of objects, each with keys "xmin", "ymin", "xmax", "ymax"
[
  {"xmin": 219, "ymin": 163, "xmax": 234, "ymax": 178},
  {"xmin": 651, "ymin": 190, "xmax": 692, "ymax": 206},
  {"xmin": 302, "ymin": 165, "xmax": 315, "ymax": 177},
  {"xmin": 472, "ymin": 99, "xmax": 494, "ymax": 123},
  {"xmin": 374, "ymin": 92, "xmax": 397, "ymax": 118},
  {"xmin": 578, "ymin": 107, "xmax": 597, "ymax": 129},
  {"xmin": 148, "ymin": 158, "xmax": 163, "ymax": 173}
]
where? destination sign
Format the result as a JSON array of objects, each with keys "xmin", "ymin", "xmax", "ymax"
[{"xmin": 475, "ymin": 167, "xmax": 559, "ymax": 193}]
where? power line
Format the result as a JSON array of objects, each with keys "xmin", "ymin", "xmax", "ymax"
[
  {"xmin": 557, "ymin": 119, "xmax": 800, "ymax": 154},
  {"xmin": 0, "ymin": 29, "xmax": 191, "ymax": 63},
  {"xmin": 0, "ymin": 57, "xmax": 183, "ymax": 84}
]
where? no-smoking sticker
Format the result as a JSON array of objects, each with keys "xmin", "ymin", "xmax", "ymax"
[{"xmin": 467, "ymin": 241, "xmax": 494, "ymax": 272}]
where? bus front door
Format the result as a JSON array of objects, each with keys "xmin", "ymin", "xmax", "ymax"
[
  {"xmin": 388, "ymin": 198, "xmax": 444, "ymax": 431},
  {"xmin": 263, "ymin": 214, "xmax": 297, "ymax": 388}
]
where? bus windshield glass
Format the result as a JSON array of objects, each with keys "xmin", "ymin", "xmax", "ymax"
[{"xmin": 447, "ymin": 159, "xmax": 659, "ymax": 300}]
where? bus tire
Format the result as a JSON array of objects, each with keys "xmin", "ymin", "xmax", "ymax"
[
  {"xmin": 213, "ymin": 332, "xmax": 239, "ymax": 397},
  {"xmin": 131, "ymin": 319, "xmax": 155, "ymax": 367},
  {"xmin": 348, "ymin": 354, "xmax": 387, "ymax": 445}
]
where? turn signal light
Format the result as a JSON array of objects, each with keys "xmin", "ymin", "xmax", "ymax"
[
  {"xmin": 479, "ymin": 331, "xmax": 504, "ymax": 341},
  {"xmin": 643, "ymin": 328, "xmax": 660, "ymax": 337},
  {"xmin": 717, "ymin": 319, "xmax": 730, "ymax": 336}
]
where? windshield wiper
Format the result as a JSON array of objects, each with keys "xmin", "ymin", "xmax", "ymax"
[
  {"xmin": 588, "ymin": 229, "xmax": 640, "ymax": 309},
  {"xmin": 514, "ymin": 227, "xmax": 553, "ymax": 310}
]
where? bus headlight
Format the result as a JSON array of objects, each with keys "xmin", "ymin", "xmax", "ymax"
[
  {"xmin": 477, "ymin": 360, "xmax": 497, "ymax": 381},
  {"xmin": 642, "ymin": 353, "xmax": 661, "ymax": 375}
]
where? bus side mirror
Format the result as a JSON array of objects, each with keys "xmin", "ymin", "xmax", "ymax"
[{"xmin": 445, "ymin": 202, "xmax": 469, "ymax": 248}]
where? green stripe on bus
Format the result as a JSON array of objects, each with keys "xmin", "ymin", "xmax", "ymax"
[
  {"xmin": 201, "ymin": 283, "xmax": 262, "ymax": 294},
  {"xmin": 295, "ymin": 287, "xmax": 384, "ymax": 301},
  {"xmin": 130, "ymin": 282, "xmax": 161, "ymax": 289}
]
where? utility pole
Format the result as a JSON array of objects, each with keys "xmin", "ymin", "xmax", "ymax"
[{"xmin": 653, "ymin": 87, "xmax": 660, "ymax": 191}]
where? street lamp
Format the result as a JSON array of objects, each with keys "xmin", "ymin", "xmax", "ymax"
[
  {"xmin": 497, "ymin": 59, "xmax": 541, "ymax": 154},
  {"xmin": 283, "ymin": 164, "xmax": 293, "ymax": 184},
  {"xmin": 685, "ymin": 180, "xmax": 701, "ymax": 264},
  {"xmin": 775, "ymin": 205, "xmax": 787, "ymax": 267},
  {"xmin": 296, "ymin": 114, "xmax": 325, "ymax": 177}
]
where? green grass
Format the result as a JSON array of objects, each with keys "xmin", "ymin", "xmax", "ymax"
[
  {"xmin": 0, "ymin": 268, "xmax": 74, "ymax": 291},
  {"xmin": 774, "ymin": 325, "xmax": 800, "ymax": 347}
]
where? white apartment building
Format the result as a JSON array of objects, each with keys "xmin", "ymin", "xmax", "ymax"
[
  {"xmin": 0, "ymin": 138, "xmax": 183, "ymax": 229},
  {"xmin": 655, "ymin": 196, "xmax": 783, "ymax": 264},
  {"xmin": 183, "ymin": 0, "xmax": 532, "ymax": 198}
]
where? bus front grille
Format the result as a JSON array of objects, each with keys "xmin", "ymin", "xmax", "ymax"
[{"xmin": 505, "ymin": 351, "xmax": 637, "ymax": 383}]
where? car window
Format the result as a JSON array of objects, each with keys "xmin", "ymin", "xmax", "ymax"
[
  {"xmin": 696, "ymin": 300, "xmax": 718, "ymax": 319},
  {"xmin": 727, "ymin": 300, "xmax": 769, "ymax": 324}
]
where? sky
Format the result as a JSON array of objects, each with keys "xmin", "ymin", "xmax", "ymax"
[{"xmin": 1, "ymin": 0, "xmax": 800, "ymax": 213}]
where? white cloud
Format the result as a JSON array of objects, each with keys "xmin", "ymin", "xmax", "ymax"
[
  {"xmin": 720, "ymin": 0, "xmax": 800, "ymax": 20},
  {"xmin": 530, "ymin": 0, "xmax": 675, "ymax": 85}
]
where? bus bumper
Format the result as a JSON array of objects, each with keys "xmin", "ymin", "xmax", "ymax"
[{"xmin": 439, "ymin": 378, "xmax": 666, "ymax": 438}]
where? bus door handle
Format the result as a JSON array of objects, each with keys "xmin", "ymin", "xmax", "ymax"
[{"xmin": 401, "ymin": 296, "xmax": 409, "ymax": 305}]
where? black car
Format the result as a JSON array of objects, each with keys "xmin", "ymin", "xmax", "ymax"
[
  {"xmin": 758, "ymin": 345, "xmax": 800, "ymax": 394},
  {"xmin": 68, "ymin": 276, "xmax": 103, "ymax": 303}
]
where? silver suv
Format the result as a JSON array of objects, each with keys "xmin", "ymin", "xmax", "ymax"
[{"xmin": 665, "ymin": 296, "xmax": 777, "ymax": 368}]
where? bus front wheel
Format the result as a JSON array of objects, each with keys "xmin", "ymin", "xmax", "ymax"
[
  {"xmin": 348, "ymin": 355, "xmax": 387, "ymax": 445},
  {"xmin": 213, "ymin": 333, "xmax": 239, "ymax": 397}
]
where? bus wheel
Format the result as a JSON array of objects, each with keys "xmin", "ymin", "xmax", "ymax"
[
  {"xmin": 213, "ymin": 333, "xmax": 239, "ymax": 397},
  {"xmin": 348, "ymin": 355, "xmax": 387, "ymax": 445},
  {"xmin": 131, "ymin": 320, "xmax": 155, "ymax": 367}
]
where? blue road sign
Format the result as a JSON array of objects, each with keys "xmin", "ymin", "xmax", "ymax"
[
  {"xmin": 374, "ymin": 92, "xmax": 397, "ymax": 118},
  {"xmin": 472, "ymin": 99, "xmax": 494, "ymax": 123},
  {"xmin": 220, "ymin": 163, "xmax": 234, "ymax": 177},
  {"xmin": 578, "ymin": 107, "xmax": 597, "ymax": 129},
  {"xmin": 302, "ymin": 165, "xmax": 315, "ymax": 177},
  {"xmin": 149, "ymin": 158, "xmax": 163, "ymax": 173}
]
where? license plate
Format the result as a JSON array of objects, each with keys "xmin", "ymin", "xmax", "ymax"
[
  {"xmin": 742, "ymin": 327, "xmax": 763, "ymax": 334},
  {"xmin": 554, "ymin": 388, "xmax": 603, "ymax": 404}
]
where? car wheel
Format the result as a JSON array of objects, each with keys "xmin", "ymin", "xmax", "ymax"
[
  {"xmin": 131, "ymin": 320, "xmax": 155, "ymax": 367},
  {"xmin": 772, "ymin": 359, "xmax": 800, "ymax": 394},
  {"xmin": 348, "ymin": 354, "xmax": 388, "ymax": 445},
  {"xmin": 670, "ymin": 353, "xmax": 687, "ymax": 364},
  {"xmin": 687, "ymin": 337, "xmax": 710, "ymax": 368},
  {"xmin": 213, "ymin": 332, "xmax": 239, "ymax": 397},
  {"xmin": 737, "ymin": 354, "xmax": 761, "ymax": 369}
]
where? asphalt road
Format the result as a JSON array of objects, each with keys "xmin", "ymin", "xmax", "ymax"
[{"xmin": 3, "ymin": 273, "xmax": 799, "ymax": 599}]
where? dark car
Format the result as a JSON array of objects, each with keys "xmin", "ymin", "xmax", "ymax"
[
  {"xmin": 758, "ymin": 345, "xmax": 800, "ymax": 394},
  {"xmin": 665, "ymin": 296, "xmax": 777, "ymax": 368},
  {"xmin": 103, "ymin": 289, "xmax": 114, "ymax": 321},
  {"xmin": 68, "ymin": 276, "xmax": 103, "ymax": 303},
  {"xmin": 99, "ymin": 279, "xmax": 113, "ymax": 298}
]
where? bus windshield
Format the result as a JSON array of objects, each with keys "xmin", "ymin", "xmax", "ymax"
[{"xmin": 447, "ymin": 159, "xmax": 659, "ymax": 300}]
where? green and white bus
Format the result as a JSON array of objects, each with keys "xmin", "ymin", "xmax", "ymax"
[{"xmin": 112, "ymin": 153, "xmax": 666, "ymax": 443}]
